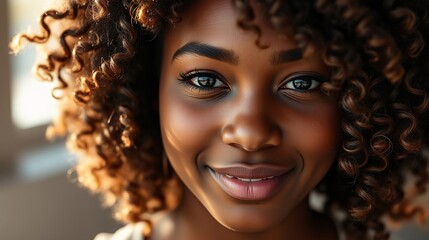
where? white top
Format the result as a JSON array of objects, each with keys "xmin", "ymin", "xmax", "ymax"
[{"xmin": 94, "ymin": 223, "xmax": 145, "ymax": 240}]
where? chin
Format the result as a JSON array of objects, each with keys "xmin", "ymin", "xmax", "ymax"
[{"xmin": 210, "ymin": 207, "xmax": 283, "ymax": 233}]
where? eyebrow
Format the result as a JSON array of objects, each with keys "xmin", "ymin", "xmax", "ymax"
[
  {"xmin": 172, "ymin": 42, "xmax": 239, "ymax": 65},
  {"xmin": 270, "ymin": 48, "xmax": 303, "ymax": 65},
  {"xmin": 172, "ymin": 41, "xmax": 303, "ymax": 65}
]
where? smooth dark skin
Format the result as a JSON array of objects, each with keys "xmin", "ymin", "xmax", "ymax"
[{"xmin": 155, "ymin": 0, "xmax": 341, "ymax": 239}]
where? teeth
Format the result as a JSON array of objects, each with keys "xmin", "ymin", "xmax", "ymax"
[
  {"xmin": 218, "ymin": 171, "xmax": 277, "ymax": 182},
  {"xmin": 231, "ymin": 176, "xmax": 275, "ymax": 182},
  {"xmin": 237, "ymin": 177, "xmax": 262, "ymax": 182}
]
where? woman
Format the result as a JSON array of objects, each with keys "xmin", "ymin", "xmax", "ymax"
[{"xmin": 11, "ymin": 0, "xmax": 429, "ymax": 239}]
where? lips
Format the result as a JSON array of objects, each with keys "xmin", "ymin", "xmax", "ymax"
[{"xmin": 208, "ymin": 165, "xmax": 291, "ymax": 201}]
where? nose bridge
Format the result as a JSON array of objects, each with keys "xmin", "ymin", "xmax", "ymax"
[{"xmin": 221, "ymin": 86, "xmax": 281, "ymax": 151}]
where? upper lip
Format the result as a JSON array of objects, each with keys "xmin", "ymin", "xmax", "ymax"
[{"xmin": 208, "ymin": 164, "xmax": 291, "ymax": 179}]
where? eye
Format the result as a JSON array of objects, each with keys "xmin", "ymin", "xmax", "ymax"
[
  {"xmin": 280, "ymin": 74, "xmax": 326, "ymax": 92},
  {"xmin": 179, "ymin": 70, "xmax": 228, "ymax": 90},
  {"xmin": 190, "ymin": 75, "xmax": 224, "ymax": 88}
]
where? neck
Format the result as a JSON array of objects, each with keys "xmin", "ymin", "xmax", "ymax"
[{"xmin": 152, "ymin": 188, "xmax": 337, "ymax": 240}]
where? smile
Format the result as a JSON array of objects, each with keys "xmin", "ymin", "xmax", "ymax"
[{"xmin": 207, "ymin": 165, "xmax": 291, "ymax": 201}]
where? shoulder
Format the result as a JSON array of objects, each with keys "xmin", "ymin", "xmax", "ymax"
[
  {"xmin": 94, "ymin": 211, "xmax": 175, "ymax": 240},
  {"xmin": 94, "ymin": 223, "xmax": 146, "ymax": 240}
]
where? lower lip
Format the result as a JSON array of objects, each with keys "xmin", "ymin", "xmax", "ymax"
[{"xmin": 208, "ymin": 168, "xmax": 289, "ymax": 201}]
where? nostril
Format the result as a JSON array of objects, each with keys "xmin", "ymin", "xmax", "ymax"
[
  {"xmin": 228, "ymin": 143, "xmax": 244, "ymax": 150},
  {"xmin": 221, "ymin": 116, "xmax": 282, "ymax": 152},
  {"xmin": 222, "ymin": 126, "xmax": 282, "ymax": 152},
  {"xmin": 244, "ymin": 143, "xmax": 276, "ymax": 152},
  {"xmin": 227, "ymin": 142, "xmax": 278, "ymax": 152}
]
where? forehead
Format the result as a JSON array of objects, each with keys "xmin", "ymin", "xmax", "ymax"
[{"xmin": 163, "ymin": 0, "xmax": 298, "ymax": 54}]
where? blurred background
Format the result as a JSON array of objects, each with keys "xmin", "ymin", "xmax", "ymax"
[
  {"xmin": 0, "ymin": 0, "xmax": 428, "ymax": 240},
  {"xmin": 0, "ymin": 1, "xmax": 120, "ymax": 240}
]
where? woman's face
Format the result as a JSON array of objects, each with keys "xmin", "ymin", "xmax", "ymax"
[{"xmin": 159, "ymin": 0, "xmax": 341, "ymax": 232}]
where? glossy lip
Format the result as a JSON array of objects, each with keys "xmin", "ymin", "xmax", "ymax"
[{"xmin": 207, "ymin": 164, "xmax": 292, "ymax": 201}]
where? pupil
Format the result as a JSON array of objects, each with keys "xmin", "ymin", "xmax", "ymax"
[
  {"xmin": 198, "ymin": 76, "xmax": 215, "ymax": 87},
  {"xmin": 293, "ymin": 79, "xmax": 310, "ymax": 90}
]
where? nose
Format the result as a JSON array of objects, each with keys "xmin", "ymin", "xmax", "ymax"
[{"xmin": 221, "ymin": 103, "xmax": 282, "ymax": 152}]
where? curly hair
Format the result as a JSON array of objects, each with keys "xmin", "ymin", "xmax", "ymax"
[{"xmin": 10, "ymin": 0, "xmax": 429, "ymax": 239}]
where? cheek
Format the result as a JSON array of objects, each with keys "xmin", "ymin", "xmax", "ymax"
[
  {"xmin": 159, "ymin": 79, "xmax": 218, "ymax": 164},
  {"xmin": 292, "ymin": 104, "xmax": 341, "ymax": 173},
  {"xmin": 278, "ymin": 104, "xmax": 342, "ymax": 204},
  {"xmin": 161, "ymin": 102, "xmax": 213, "ymax": 155}
]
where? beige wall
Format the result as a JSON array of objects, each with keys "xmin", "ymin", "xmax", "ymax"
[{"xmin": 0, "ymin": 172, "xmax": 120, "ymax": 240}]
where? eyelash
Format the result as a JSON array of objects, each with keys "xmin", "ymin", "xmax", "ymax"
[
  {"xmin": 178, "ymin": 70, "xmax": 228, "ymax": 91},
  {"xmin": 177, "ymin": 70, "xmax": 326, "ymax": 94},
  {"xmin": 279, "ymin": 73, "xmax": 327, "ymax": 93}
]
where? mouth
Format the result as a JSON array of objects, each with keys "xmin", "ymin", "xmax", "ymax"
[{"xmin": 207, "ymin": 165, "xmax": 291, "ymax": 201}]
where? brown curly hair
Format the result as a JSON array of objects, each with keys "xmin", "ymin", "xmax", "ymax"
[{"xmin": 10, "ymin": 0, "xmax": 429, "ymax": 239}]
